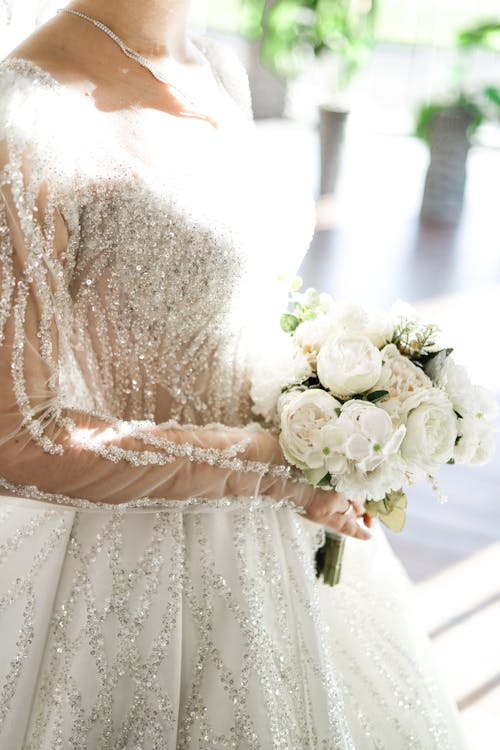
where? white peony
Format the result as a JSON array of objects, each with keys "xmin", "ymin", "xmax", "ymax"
[
  {"xmin": 250, "ymin": 336, "xmax": 312, "ymax": 424},
  {"xmin": 278, "ymin": 388, "xmax": 341, "ymax": 472},
  {"xmin": 399, "ymin": 388, "xmax": 457, "ymax": 478},
  {"xmin": 372, "ymin": 343, "xmax": 432, "ymax": 415},
  {"xmin": 328, "ymin": 300, "xmax": 394, "ymax": 348},
  {"xmin": 294, "ymin": 315, "xmax": 338, "ymax": 364},
  {"xmin": 317, "ymin": 334, "xmax": 383, "ymax": 398}
]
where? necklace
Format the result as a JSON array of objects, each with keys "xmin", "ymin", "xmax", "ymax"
[{"xmin": 57, "ymin": 8, "xmax": 221, "ymax": 128}]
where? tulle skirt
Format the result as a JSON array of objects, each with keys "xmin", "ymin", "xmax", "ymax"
[{"xmin": 0, "ymin": 494, "xmax": 468, "ymax": 749}]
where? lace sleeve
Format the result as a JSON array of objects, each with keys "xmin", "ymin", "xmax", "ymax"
[{"xmin": 0, "ymin": 75, "xmax": 312, "ymax": 513}]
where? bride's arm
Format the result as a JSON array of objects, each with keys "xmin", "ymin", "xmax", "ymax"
[{"xmin": 0, "ymin": 131, "xmax": 320, "ymax": 510}]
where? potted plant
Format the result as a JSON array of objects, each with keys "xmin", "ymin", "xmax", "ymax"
[
  {"xmin": 239, "ymin": 0, "xmax": 377, "ymax": 194},
  {"xmin": 416, "ymin": 21, "xmax": 500, "ymax": 223}
]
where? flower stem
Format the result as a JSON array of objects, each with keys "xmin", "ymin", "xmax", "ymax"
[{"xmin": 315, "ymin": 531, "xmax": 346, "ymax": 586}]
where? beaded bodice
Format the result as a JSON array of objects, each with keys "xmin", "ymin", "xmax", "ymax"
[
  {"xmin": 0, "ymin": 41, "xmax": 314, "ymax": 430},
  {"xmin": 65, "ymin": 118, "xmax": 257, "ymax": 426}
]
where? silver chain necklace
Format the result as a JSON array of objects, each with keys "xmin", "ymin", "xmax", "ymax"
[{"xmin": 57, "ymin": 8, "xmax": 220, "ymax": 126}]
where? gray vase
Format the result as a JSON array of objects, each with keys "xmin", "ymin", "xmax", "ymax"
[
  {"xmin": 420, "ymin": 107, "xmax": 473, "ymax": 223},
  {"xmin": 319, "ymin": 106, "xmax": 349, "ymax": 196},
  {"xmin": 246, "ymin": 40, "xmax": 287, "ymax": 119}
]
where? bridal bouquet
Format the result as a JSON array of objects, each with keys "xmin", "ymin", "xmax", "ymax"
[{"xmin": 251, "ymin": 279, "xmax": 497, "ymax": 585}]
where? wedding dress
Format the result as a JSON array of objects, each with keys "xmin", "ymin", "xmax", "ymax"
[{"xmin": 0, "ymin": 36, "xmax": 468, "ymax": 749}]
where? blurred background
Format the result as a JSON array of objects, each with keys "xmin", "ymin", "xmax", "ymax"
[{"xmin": 190, "ymin": 1, "xmax": 500, "ymax": 746}]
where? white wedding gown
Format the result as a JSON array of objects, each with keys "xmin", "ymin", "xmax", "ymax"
[{"xmin": 0, "ymin": 37, "xmax": 468, "ymax": 749}]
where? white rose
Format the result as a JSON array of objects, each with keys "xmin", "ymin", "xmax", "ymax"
[
  {"xmin": 427, "ymin": 356, "xmax": 473, "ymax": 417},
  {"xmin": 373, "ymin": 343, "xmax": 432, "ymax": 414},
  {"xmin": 278, "ymin": 388, "xmax": 341, "ymax": 471},
  {"xmin": 471, "ymin": 429, "xmax": 496, "ymax": 465},
  {"xmin": 426, "ymin": 355, "xmax": 498, "ymax": 421},
  {"xmin": 317, "ymin": 334, "xmax": 383, "ymax": 398},
  {"xmin": 294, "ymin": 315, "xmax": 338, "ymax": 363},
  {"xmin": 329, "ymin": 300, "xmax": 394, "ymax": 348},
  {"xmin": 454, "ymin": 415, "xmax": 496, "ymax": 465},
  {"xmin": 250, "ymin": 336, "xmax": 312, "ymax": 423},
  {"xmin": 454, "ymin": 416, "xmax": 480, "ymax": 464},
  {"xmin": 471, "ymin": 384, "xmax": 498, "ymax": 422},
  {"xmin": 399, "ymin": 388, "xmax": 457, "ymax": 477}
]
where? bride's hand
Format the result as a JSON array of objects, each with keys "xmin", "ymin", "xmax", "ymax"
[
  {"xmin": 301, "ymin": 489, "xmax": 372, "ymax": 541},
  {"xmin": 254, "ymin": 429, "xmax": 372, "ymax": 540}
]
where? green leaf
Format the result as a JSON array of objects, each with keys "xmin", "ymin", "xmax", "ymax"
[
  {"xmin": 379, "ymin": 506, "xmax": 407, "ymax": 533},
  {"xmin": 303, "ymin": 468, "xmax": 331, "ymax": 486},
  {"xmin": 317, "ymin": 473, "xmax": 333, "ymax": 487},
  {"xmin": 366, "ymin": 390, "xmax": 389, "ymax": 402},
  {"xmin": 365, "ymin": 490, "xmax": 408, "ymax": 533},
  {"xmin": 484, "ymin": 85, "xmax": 500, "ymax": 108},
  {"xmin": 290, "ymin": 276, "xmax": 303, "ymax": 292},
  {"xmin": 280, "ymin": 313, "xmax": 299, "ymax": 333}
]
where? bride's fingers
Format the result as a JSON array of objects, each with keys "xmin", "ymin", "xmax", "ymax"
[
  {"xmin": 341, "ymin": 512, "xmax": 372, "ymax": 540},
  {"xmin": 324, "ymin": 503, "xmax": 372, "ymax": 540},
  {"xmin": 349, "ymin": 499, "xmax": 366, "ymax": 517}
]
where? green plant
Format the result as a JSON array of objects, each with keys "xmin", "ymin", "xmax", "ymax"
[
  {"xmin": 239, "ymin": 0, "xmax": 377, "ymax": 87},
  {"xmin": 416, "ymin": 20, "xmax": 500, "ymax": 144}
]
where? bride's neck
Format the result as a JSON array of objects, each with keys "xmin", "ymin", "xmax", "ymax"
[{"xmin": 66, "ymin": 0, "xmax": 193, "ymax": 60}]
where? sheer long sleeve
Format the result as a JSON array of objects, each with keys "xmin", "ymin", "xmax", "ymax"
[{"xmin": 0, "ymin": 97, "xmax": 313, "ymax": 513}]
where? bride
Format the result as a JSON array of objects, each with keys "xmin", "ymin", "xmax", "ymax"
[{"xmin": 0, "ymin": 1, "xmax": 468, "ymax": 747}]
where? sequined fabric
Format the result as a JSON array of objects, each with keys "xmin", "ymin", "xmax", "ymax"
[{"xmin": 0, "ymin": 38, "xmax": 468, "ymax": 749}]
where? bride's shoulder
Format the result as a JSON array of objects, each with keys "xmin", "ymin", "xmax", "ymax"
[
  {"xmin": 0, "ymin": 56, "xmax": 90, "ymax": 183},
  {"xmin": 193, "ymin": 34, "xmax": 253, "ymax": 120},
  {"xmin": 0, "ymin": 55, "xmax": 61, "ymax": 108},
  {"xmin": 0, "ymin": 55, "xmax": 69, "ymax": 142}
]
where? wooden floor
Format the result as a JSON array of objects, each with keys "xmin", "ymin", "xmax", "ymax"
[{"xmin": 255, "ymin": 119, "xmax": 500, "ymax": 748}]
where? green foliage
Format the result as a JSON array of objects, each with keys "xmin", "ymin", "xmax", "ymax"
[
  {"xmin": 415, "ymin": 19, "xmax": 500, "ymax": 145},
  {"xmin": 415, "ymin": 96, "xmax": 484, "ymax": 146},
  {"xmin": 457, "ymin": 20, "xmax": 500, "ymax": 51},
  {"xmin": 365, "ymin": 489, "xmax": 408, "ymax": 532},
  {"xmin": 391, "ymin": 317, "xmax": 441, "ymax": 361},
  {"xmin": 317, "ymin": 472, "xmax": 333, "ymax": 487},
  {"xmin": 280, "ymin": 312, "xmax": 300, "ymax": 333},
  {"xmin": 239, "ymin": 0, "xmax": 377, "ymax": 84},
  {"xmin": 366, "ymin": 390, "xmax": 389, "ymax": 402}
]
